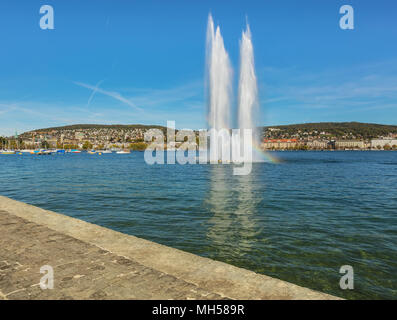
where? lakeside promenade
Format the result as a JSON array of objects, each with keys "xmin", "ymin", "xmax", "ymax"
[{"xmin": 0, "ymin": 195, "xmax": 339, "ymax": 300}]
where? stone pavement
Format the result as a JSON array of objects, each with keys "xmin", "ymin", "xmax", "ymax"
[
  {"xmin": 0, "ymin": 210, "xmax": 224, "ymax": 300},
  {"xmin": 0, "ymin": 196, "xmax": 340, "ymax": 300}
]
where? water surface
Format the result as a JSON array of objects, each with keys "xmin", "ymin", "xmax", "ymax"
[{"xmin": 1, "ymin": 151, "xmax": 396, "ymax": 299}]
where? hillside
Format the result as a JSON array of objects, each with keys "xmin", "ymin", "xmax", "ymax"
[
  {"xmin": 27, "ymin": 124, "xmax": 167, "ymax": 132},
  {"xmin": 20, "ymin": 121, "xmax": 397, "ymax": 140},
  {"xmin": 263, "ymin": 122, "xmax": 397, "ymax": 139}
]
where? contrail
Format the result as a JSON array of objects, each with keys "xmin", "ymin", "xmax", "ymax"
[
  {"xmin": 86, "ymin": 79, "xmax": 105, "ymax": 107},
  {"xmin": 74, "ymin": 81, "xmax": 142, "ymax": 111}
]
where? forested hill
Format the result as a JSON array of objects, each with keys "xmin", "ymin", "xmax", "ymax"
[
  {"xmin": 23, "ymin": 122, "xmax": 397, "ymax": 140},
  {"xmin": 264, "ymin": 122, "xmax": 397, "ymax": 139},
  {"xmin": 28, "ymin": 124, "xmax": 167, "ymax": 132}
]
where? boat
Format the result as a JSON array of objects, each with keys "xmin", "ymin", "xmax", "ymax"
[
  {"xmin": 88, "ymin": 150, "xmax": 97, "ymax": 154},
  {"xmin": 36, "ymin": 150, "xmax": 52, "ymax": 155},
  {"xmin": 116, "ymin": 149, "xmax": 131, "ymax": 154},
  {"xmin": 98, "ymin": 150, "xmax": 112, "ymax": 154},
  {"xmin": 0, "ymin": 150, "xmax": 15, "ymax": 155},
  {"xmin": 71, "ymin": 149, "xmax": 81, "ymax": 153},
  {"xmin": 1, "ymin": 140, "xmax": 15, "ymax": 154}
]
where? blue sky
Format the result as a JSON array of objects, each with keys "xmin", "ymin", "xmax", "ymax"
[{"xmin": 1, "ymin": 0, "xmax": 397, "ymax": 135}]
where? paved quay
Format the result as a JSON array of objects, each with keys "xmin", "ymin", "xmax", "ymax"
[{"xmin": 0, "ymin": 195, "xmax": 340, "ymax": 300}]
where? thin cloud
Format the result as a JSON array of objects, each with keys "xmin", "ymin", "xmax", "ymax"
[
  {"xmin": 0, "ymin": 103, "xmax": 17, "ymax": 115},
  {"xmin": 261, "ymin": 61, "xmax": 397, "ymax": 113},
  {"xmin": 74, "ymin": 81, "xmax": 142, "ymax": 111},
  {"xmin": 86, "ymin": 79, "xmax": 105, "ymax": 107},
  {"xmin": 119, "ymin": 80, "xmax": 203, "ymax": 109}
]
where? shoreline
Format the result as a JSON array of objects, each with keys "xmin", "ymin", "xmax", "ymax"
[{"xmin": 0, "ymin": 195, "xmax": 340, "ymax": 300}]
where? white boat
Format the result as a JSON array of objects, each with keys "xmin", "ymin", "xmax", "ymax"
[
  {"xmin": 100, "ymin": 150, "xmax": 112, "ymax": 154},
  {"xmin": 116, "ymin": 150, "xmax": 131, "ymax": 154},
  {"xmin": 0, "ymin": 150, "xmax": 15, "ymax": 155}
]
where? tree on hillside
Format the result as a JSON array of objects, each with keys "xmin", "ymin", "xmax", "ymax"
[
  {"xmin": 41, "ymin": 140, "xmax": 50, "ymax": 149},
  {"xmin": 82, "ymin": 141, "xmax": 93, "ymax": 150},
  {"xmin": 129, "ymin": 142, "xmax": 147, "ymax": 151},
  {"xmin": 0, "ymin": 137, "xmax": 6, "ymax": 149}
]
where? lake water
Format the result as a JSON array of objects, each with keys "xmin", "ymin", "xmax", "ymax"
[{"xmin": 1, "ymin": 151, "xmax": 396, "ymax": 299}]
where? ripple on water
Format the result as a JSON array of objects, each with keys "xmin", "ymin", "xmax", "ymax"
[{"xmin": 0, "ymin": 151, "xmax": 396, "ymax": 299}]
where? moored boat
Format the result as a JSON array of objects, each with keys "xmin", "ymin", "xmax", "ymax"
[
  {"xmin": 116, "ymin": 149, "xmax": 131, "ymax": 154},
  {"xmin": 0, "ymin": 150, "xmax": 15, "ymax": 155},
  {"xmin": 35, "ymin": 150, "xmax": 52, "ymax": 155}
]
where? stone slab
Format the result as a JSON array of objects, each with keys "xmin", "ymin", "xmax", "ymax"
[{"xmin": 0, "ymin": 195, "xmax": 340, "ymax": 300}]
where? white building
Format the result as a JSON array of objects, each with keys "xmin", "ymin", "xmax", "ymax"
[
  {"xmin": 335, "ymin": 140, "xmax": 365, "ymax": 149},
  {"xmin": 306, "ymin": 140, "xmax": 328, "ymax": 149},
  {"xmin": 371, "ymin": 139, "xmax": 397, "ymax": 149}
]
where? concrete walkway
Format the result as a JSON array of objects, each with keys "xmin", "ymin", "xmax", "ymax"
[{"xmin": 0, "ymin": 196, "xmax": 339, "ymax": 300}]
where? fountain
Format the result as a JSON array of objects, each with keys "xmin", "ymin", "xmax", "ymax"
[
  {"xmin": 206, "ymin": 14, "xmax": 233, "ymax": 163},
  {"xmin": 206, "ymin": 14, "xmax": 260, "ymax": 164},
  {"xmin": 237, "ymin": 23, "xmax": 260, "ymax": 155}
]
